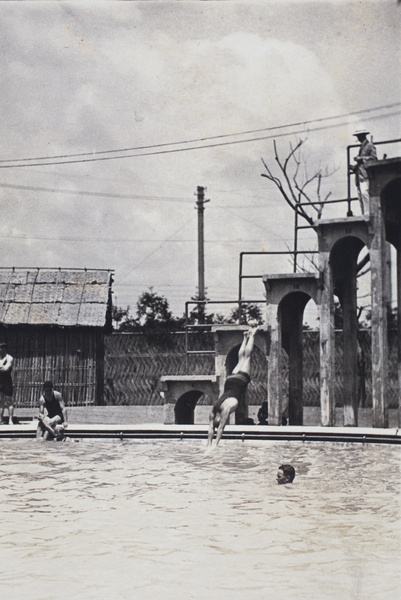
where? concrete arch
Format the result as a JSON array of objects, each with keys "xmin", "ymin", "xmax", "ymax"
[
  {"xmin": 279, "ymin": 291, "xmax": 317, "ymax": 425},
  {"xmin": 330, "ymin": 235, "xmax": 366, "ymax": 300},
  {"xmin": 225, "ymin": 340, "xmax": 267, "ymax": 374},
  {"xmin": 315, "ymin": 217, "xmax": 372, "ymax": 257},
  {"xmin": 315, "ymin": 217, "xmax": 377, "ymax": 426},
  {"xmin": 174, "ymin": 390, "xmax": 205, "ymax": 424},
  {"xmin": 263, "ymin": 274, "xmax": 321, "ymax": 426},
  {"xmin": 160, "ymin": 375, "xmax": 219, "ymax": 424},
  {"xmin": 329, "ymin": 235, "xmax": 368, "ymax": 426}
]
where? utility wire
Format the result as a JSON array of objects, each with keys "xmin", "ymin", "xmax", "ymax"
[
  {"xmin": 0, "ymin": 180, "xmax": 279, "ymax": 202},
  {"xmin": 0, "ymin": 104, "xmax": 399, "ymax": 169},
  {"xmin": 0, "ymin": 234, "xmax": 287, "ymax": 243},
  {"xmin": 0, "ymin": 103, "xmax": 392, "ymax": 163},
  {"xmin": 1, "ymin": 102, "xmax": 398, "ymax": 163},
  {"xmin": 122, "ymin": 223, "xmax": 188, "ymax": 278},
  {"xmin": 0, "ymin": 182, "xmax": 191, "ymax": 203}
]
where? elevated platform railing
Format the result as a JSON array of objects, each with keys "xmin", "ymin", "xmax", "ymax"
[
  {"xmin": 238, "ymin": 250, "xmax": 318, "ymax": 313},
  {"xmin": 184, "ymin": 299, "xmax": 263, "ymax": 370}
]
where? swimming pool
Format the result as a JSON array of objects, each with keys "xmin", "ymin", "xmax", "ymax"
[{"xmin": 0, "ymin": 439, "xmax": 400, "ymax": 600}]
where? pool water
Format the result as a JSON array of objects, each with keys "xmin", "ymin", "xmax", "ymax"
[{"xmin": 0, "ymin": 439, "xmax": 400, "ymax": 600}]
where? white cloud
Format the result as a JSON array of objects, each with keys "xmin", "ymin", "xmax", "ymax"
[{"xmin": 0, "ymin": 1, "xmax": 398, "ymax": 315}]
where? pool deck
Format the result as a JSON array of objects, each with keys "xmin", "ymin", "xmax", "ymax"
[{"xmin": 1, "ymin": 421, "xmax": 400, "ymax": 444}]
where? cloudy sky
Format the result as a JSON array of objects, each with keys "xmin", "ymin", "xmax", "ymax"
[{"xmin": 1, "ymin": 0, "xmax": 400, "ymax": 319}]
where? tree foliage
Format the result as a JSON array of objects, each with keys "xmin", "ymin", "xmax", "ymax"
[
  {"xmin": 227, "ymin": 302, "xmax": 264, "ymax": 326},
  {"xmin": 113, "ymin": 288, "xmax": 185, "ymax": 332},
  {"xmin": 113, "ymin": 292, "xmax": 264, "ymax": 332}
]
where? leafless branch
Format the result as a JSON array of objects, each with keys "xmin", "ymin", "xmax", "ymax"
[{"xmin": 261, "ymin": 139, "xmax": 335, "ymax": 227}]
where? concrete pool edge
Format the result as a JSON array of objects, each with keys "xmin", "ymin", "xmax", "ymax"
[{"xmin": 0, "ymin": 422, "xmax": 400, "ymax": 443}]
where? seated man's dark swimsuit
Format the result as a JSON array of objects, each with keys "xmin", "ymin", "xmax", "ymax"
[
  {"xmin": 0, "ymin": 358, "xmax": 13, "ymax": 397},
  {"xmin": 44, "ymin": 392, "xmax": 64, "ymax": 423},
  {"xmin": 212, "ymin": 371, "xmax": 251, "ymax": 414}
]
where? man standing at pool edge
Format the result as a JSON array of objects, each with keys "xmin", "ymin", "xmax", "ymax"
[
  {"xmin": 0, "ymin": 342, "xmax": 14, "ymax": 425},
  {"xmin": 207, "ymin": 327, "xmax": 258, "ymax": 449}
]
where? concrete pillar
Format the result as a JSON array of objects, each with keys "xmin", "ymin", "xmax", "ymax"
[
  {"xmin": 369, "ymin": 160, "xmax": 401, "ymax": 428},
  {"xmin": 366, "ymin": 159, "xmax": 401, "ymax": 427},
  {"xmin": 265, "ymin": 302, "xmax": 282, "ymax": 426},
  {"xmin": 398, "ymin": 245, "xmax": 401, "ymax": 428},
  {"xmin": 319, "ymin": 249, "xmax": 336, "ymax": 426},
  {"xmin": 263, "ymin": 274, "xmax": 321, "ymax": 426},
  {"xmin": 315, "ymin": 218, "xmax": 371, "ymax": 426},
  {"xmin": 162, "ymin": 390, "xmax": 176, "ymax": 425},
  {"xmin": 369, "ymin": 201, "xmax": 389, "ymax": 427}
]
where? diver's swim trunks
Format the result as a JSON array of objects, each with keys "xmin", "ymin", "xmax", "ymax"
[{"xmin": 212, "ymin": 371, "xmax": 251, "ymax": 413}]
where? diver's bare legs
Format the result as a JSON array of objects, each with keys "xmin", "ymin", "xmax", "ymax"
[
  {"xmin": 214, "ymin": 397, "xmax": 238, "ymax": 446},
  {"xmin": 206, "ymin": 327, "xmax": 258, "ymax": 451},
  {"xmin": 232, "ymin": 327, "xmax": 258, "ymax": 376},
  {"xmin": 207, "ymin": 411, "xmax": 218, "ymax": 446}
]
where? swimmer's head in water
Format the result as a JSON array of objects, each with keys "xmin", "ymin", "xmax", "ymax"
[{"xmin": 277, "ymin": 464, "xmax": 295, "ymax": 484}]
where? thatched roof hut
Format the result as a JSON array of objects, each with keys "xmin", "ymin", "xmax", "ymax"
[{"xmin": 0, "ymin": 267, "xmax": 113, "ymax": 407}]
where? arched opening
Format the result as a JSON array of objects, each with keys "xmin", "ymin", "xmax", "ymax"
[
  {"xmin": 330, "ymin": 235, "xmax": 369, "ymax": 425},
  {"xmin": 174, "ymin": 390, "xmax": 205, "ymax": 424},
  {"xmin": 278, "ymin": 291, "xmax": 314, "ymax": 425},
  {"xmin": 225, "ymin": 344, "xmax": 240, "ymax": 376}
]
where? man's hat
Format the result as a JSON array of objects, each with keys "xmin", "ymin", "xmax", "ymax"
[{"xmin": 353, "ymin": 129, "xmax": 370, "ymax": 136}]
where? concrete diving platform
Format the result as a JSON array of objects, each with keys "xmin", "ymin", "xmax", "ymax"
[{"xmin": 160, "ymin": 375, "xmax": 219, "ymax": 425}]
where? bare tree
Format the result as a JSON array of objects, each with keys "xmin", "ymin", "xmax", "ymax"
[{"xmin": 261, "ymin": 139, "xmax": 336, "ymax": 225}]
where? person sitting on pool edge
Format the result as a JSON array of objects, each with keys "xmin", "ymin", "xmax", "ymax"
[
  {"xmin": 276, "ymin": 464, "xmax": 295, "ymax": 485},
  {"xmin": 207, "ymin": 326, "xmax": 258, "ymax": 449},
  {"xmin": 36, "ymin": 381, "xmax": 68, "ymax": 441}
]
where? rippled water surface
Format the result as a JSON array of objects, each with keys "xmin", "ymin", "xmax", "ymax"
[{"xmin": 0, "ymin": 439, "xmax": 400, "ymax": 600}]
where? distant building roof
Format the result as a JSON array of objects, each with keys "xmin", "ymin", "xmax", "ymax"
[{"xmin": 0, "ymin": 268, "xmax": 113, "ymax": 327}]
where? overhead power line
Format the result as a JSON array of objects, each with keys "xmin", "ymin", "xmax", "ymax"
[
  {"xmin": 0, "ymin": 103, "xmax": 399, "ymax": 169},
  {"xmin": 0, "ymin": 182, "xmax": 191, "ymax": 202},
  {"xmin": 0, "ymin": 233, "xmax": 283, "ymax": 243}
]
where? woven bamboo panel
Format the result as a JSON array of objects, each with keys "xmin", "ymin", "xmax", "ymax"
[
  {"xmin": 2, "ymin": 328, "xmax": 398, "ymax": 410},
  {"xmin": 104, "ymin": 330, "xmax": 399, "ymax": 409},
  {"xmin": 0, "ymin": 327, "xmax": 99, "ymax": 408}
]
